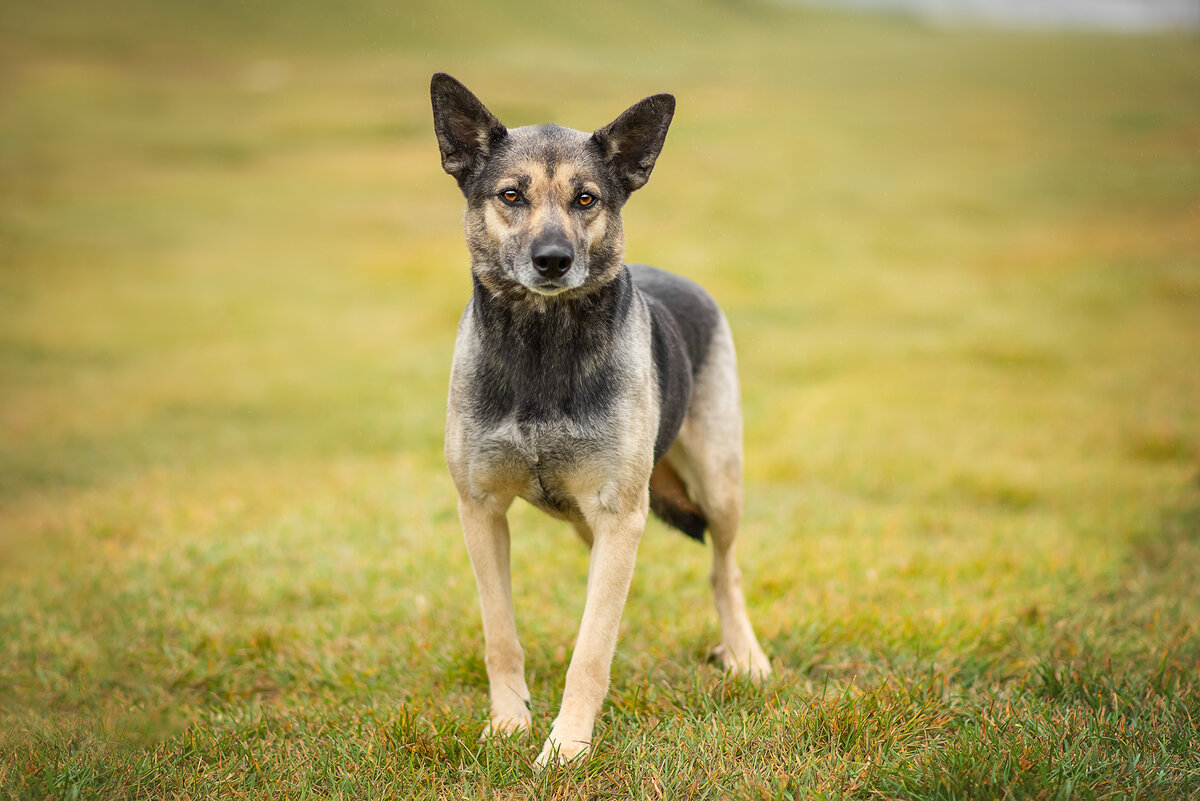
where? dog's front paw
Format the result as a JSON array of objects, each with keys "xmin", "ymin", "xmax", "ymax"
[
  {"xmin": 480, "ymin": 715, "xmax": 532, "ymax": 742},
  {"xmin": 479, "ymin": 697, "xmax": 532, "ymax": 742},
  {"xmin": 708, "ymin": 642, "xmax": 772, "ymax": 681},
  {"xmin": 533, "ymin": 722, "xmax": 590, "ymax": 767}
]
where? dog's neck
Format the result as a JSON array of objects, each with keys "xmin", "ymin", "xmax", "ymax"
[{"xmin": 469, "ymin": 267, "xmax": 634, "ymax": 423}]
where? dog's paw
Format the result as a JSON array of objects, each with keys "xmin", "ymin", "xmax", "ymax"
[
  {"xmin": 533, "ymin": 716, "xmax": 592, "ymax": 768},
  {"xmin": 708, "ymin": 642, "xmax": 772, "ymax": 681},
  {"xmin": 534, "ymin": 733, "xmax": 590, "ymax": 768},
  {"xmin": 479, "ymin": 705, "xmax": 532, "ymax": 743},
  {"xmin": 480, "ymin": 717, "xmax": 531, "ymax": 742}
]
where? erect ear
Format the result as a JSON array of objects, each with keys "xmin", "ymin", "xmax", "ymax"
[
  {"xmin": 591, "ymin": 93, "xmax": 675, "ymax": 193},
  {"xmin": 430, "ymin": 73, "xmax": 507, "ymax": 188}
]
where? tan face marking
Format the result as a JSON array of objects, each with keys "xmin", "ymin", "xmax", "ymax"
[
  {"xmin": 491, "ymin": 162, "xmax": 602, "ymax": 221},
  {"xmin": 477, "ymin": 159, "xmax": 613, "ymax": 292}
]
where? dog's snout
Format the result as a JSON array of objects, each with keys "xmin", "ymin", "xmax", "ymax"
[{"xmin": 531, "ymin": 241, "xmax": 574, "ymax": 280}]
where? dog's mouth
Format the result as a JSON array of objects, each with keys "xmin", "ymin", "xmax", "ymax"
[{"xmin": 528, "ymin": 282, "xmax": 570, "ymax": 297}]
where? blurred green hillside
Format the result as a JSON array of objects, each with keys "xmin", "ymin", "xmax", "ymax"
[{"xmin": 2, "ymin": 1, "xmax": 1198, "ymax": 798}]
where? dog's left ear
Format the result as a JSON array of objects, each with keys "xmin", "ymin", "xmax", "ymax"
[{"xmin": 592, "ymin": 93, "xmax": 675, "ymax": 193}]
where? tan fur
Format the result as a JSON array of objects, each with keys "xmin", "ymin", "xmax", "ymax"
[
  {"xmin": 431, "ymin": 73, "xmax": 769, "ymax": 767},
  {"xmin": 649, "ymin": 460, "xmax": 705, "ymax": 520}
]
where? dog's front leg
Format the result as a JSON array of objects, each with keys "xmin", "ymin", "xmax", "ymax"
[
  {"xmin": 458, "ymin": 494, "xmax": 532, "ymax": 738},
  {"xmin": 537, "ymin": 502, "xmax": 646, "ymax": 765}
]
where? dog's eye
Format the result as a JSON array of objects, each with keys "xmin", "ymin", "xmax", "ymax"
[
  {"xmin": 575, "ymin": 193, "xmax": 596, "ymax": 208},
  {"xmin": 500, "ymin": 189, "xmax": 521, "ymax": 205}
]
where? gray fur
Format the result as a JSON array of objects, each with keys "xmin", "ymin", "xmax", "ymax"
[{"xmin": 431, "ymin": 73, "xmax": 770, "ymax": 765}]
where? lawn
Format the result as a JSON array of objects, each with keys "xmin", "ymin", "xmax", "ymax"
[{"xmin": 1, "ymin": 1, "xmax": 1198, "ymax": 798}]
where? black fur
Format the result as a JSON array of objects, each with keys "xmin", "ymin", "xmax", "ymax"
[
  {"xmin": 649, "ymin": 493, "xmax": 708, "ymax": 542},
  {"xmin": 630, "ymin": 264, "xmax": 722, "ymax": 542},
  {"xmin": 644, "ymin": 296, "xmax": 692, "ymax": 464},
  {"xmin": 466, "ymin": 270, "xmax": 634, "ymax": 427},
  {"xmin": 629, "ymin": 264, "xmax": 720, "ymax": 379}
]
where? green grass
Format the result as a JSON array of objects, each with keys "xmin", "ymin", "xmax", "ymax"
[{"xmin": 2, "ymin": 1, "xmax": 1198, "ymax": 798}]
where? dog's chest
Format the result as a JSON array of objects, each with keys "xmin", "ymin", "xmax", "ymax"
[{"xmin": 467, "ymin": 417, "xmax": 619, "ymax": 517}]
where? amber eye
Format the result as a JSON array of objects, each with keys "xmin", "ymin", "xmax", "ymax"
[
  {"xmin": 500, "ymin": 189, "xmax": 521, "ymax": 204},
  {"xmin": 576, "ymin": 193, "xmax": 596, "ymax": 207}
]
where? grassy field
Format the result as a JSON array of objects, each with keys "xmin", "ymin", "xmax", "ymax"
[{"xmin": 2, "ymin": 1, "xmax": 1198, "ymax": 798}]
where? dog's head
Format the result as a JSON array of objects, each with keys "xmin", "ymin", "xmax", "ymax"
[{"xmin": 431, "ymin": 73, "xmax": 674, "ymax": 299}]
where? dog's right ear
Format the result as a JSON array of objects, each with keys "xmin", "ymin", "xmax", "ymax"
[{"xmin": 431, "ymin": 73, "xmax": 507, "ymax": 189}]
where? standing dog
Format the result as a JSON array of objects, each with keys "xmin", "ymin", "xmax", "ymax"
[{"xmin": 431, "ymin": 73, "xmax": 770, "ymax": 765}]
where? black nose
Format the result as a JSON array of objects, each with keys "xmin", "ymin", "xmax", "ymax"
[{"xmin": 531, "ymin": 241, "xmax": 574, "ymax": 280}]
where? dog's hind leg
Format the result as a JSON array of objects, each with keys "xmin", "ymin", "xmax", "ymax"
[
  {"xmin": 704, "ymin": 493, "xmax": 771, "ymax": 679},
  {"xmin": 671, "ymin": 316, "xmax": 771, "ymax": 679},
  {"xmin": 458, "ymin": 494, "xmax": 533, "ymax": 738}
]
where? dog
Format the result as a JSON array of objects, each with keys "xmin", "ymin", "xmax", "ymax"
[{"xmin": 430, "ymin": 73, "xmax": 770, "ymax": 765}]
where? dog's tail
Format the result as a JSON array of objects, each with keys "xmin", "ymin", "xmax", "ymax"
[{"xmin": 648, "ymin": 460, "xmax": 707, "ymax": 543}]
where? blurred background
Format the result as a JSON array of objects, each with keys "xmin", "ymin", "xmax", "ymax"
[
  {"xmin": 801, "ymin": 0, "xmax": 1200, "ymax": 30},
  {"xmin": 3, "ymin": 0, "xmax": 1196, "ymax": 502},
  {"xmin": 1, "ymin": 0, "xmax": 1198, "ymax": 794}
]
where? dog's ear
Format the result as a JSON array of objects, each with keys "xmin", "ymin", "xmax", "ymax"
[
  {"xmin": 592, "ymin": 93, "xmax": 675, "ymax": 193},
  {"xmin": 431, "ymin": 73, "xmax": 507, "ymax": 189}
]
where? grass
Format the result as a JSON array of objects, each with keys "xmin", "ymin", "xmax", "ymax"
[{"xmin": 2, "ymin": 0, "xmax": 1198, "ymax": 798}]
